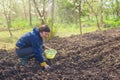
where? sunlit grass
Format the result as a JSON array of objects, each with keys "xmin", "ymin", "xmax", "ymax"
[
  {"xmin": 56, "ymin": 24, "xmax": 106, "ymax": 37},
  {"xmin": 0, "ymin": 28, "xmax": 32, "ymax": 49}
]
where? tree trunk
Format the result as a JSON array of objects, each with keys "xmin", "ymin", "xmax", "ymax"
[
  {"xmin": 43, "ymin": 0, "xmax": 46, "ymax": 23},
  {"xmin": 116, "ymin": 0, "xmax": 120, "ymax": 18},
  {"xmin": 78, "ymin": 1, "xmax": 82, "ymax": 35},
  {"xmin": 49, "ymin": 0, "xmax": 55, "ymax": 38},
  {"xmin": 33, "ymin": 0, "xmax": 45, "ymax": 24},
  {"xmin": 74, "ymin": 0, "xmax": 78, "ymax": 25},
  {"xmin": 3, "ymin": 0, "xmax": 12, "ymax": 37},
  {"xmin": 95, "ymin": 14, "xmax": 101, "ymax": 30},
  {"xmin": 86, "ymin": 0, "xmax": 101, "ymax": 31},
  {"xmin": 51, "ymin": 0, "xmax": 54, "ymax": 27},
  {"xmin": 99, "ymin": 0, "xmax": 103, "ymax": 27},
  {"xmin": 29, "ymin": 0, "xmax": 32, "ymax": 26},
  {"xmin": 22, "ymin": 0, "xmax": 27, "ymax": 20}
]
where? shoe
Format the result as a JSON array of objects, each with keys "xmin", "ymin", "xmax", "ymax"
[
  {"xmin": 20, "ymin": 57, "xmax": 28, "ymax": 65},
  {"xmin": 28, "ymin": 54, "xmax": 35, "ymax": 59}
]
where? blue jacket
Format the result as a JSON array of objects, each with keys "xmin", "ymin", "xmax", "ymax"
[{"xmin": 16, "ymin": 27, "xmax": 44, "ymax": 63}]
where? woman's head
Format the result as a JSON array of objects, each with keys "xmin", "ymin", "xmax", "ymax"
[{"xmin": 39, "ymin": 25, "xmax": 50, "ymax": 38}]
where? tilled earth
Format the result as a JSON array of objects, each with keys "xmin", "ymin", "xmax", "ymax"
[{"xmin": 0, "ymin": 28, "xmax": 120, "ymax": 80}]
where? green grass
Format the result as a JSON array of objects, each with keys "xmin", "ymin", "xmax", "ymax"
[
  {"xmin": 11, "ymin": 18, "xmax": 41, "ymax": 28},
  {"xmin": 56, "ymin": 23, "xmax": 106, "ymax": 37},
  {"xmin": 0, "ymin": 28, "xmax": 32, "ymax": 49}
]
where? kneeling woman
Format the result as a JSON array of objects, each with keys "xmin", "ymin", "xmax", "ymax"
[{"xmin": 15, "ymin": 25, "xmax": 50, "ymax": 70}]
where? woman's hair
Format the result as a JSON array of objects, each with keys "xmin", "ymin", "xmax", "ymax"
[{"xmin": 39, "ymin": 25, "xmax": 50, "ymax": 32}]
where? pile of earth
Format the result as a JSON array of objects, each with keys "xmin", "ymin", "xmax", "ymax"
[{"xmin": 0, "ymin": 27, "xmax": 120, "ymax": 80}]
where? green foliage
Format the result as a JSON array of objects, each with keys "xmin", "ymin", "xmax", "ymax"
[
  {"xmin": 103, "ymin": 18, "xmax": 120, "ymax": 28},
  {"xmin": 56, "ymin": 0, "xmax": 75, "ymax": 23}
]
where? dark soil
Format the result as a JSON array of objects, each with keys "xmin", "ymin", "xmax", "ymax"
[{"xmin": 0, "ymin": 28, "xmax": 120, "ymax": 80}]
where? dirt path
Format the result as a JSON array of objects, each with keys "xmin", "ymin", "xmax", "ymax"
[{"xmin": 0, "ymin": 27, "xmax": 120, "ymax": 80}]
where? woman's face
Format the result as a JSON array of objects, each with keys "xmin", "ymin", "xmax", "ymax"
[{"xmin": 40, "ymin": 32, "xmax": 50, "ymax": 38}]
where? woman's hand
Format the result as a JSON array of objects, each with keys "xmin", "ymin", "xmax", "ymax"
[
  {"xmin": 45, "ymin": 46, "xmax": 51, "ymax": 50},
  {"xmin": 40, "ymin": 62, "xmax": 51, "ymax": 70},
  {"xmin": 44, "ymin": 64, "xmax": 51, "ymax": 70}
]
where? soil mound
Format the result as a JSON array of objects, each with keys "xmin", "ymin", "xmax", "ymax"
[{"xmin": 0, "ymin": 28, "xmax": 120, "ymax": 80}]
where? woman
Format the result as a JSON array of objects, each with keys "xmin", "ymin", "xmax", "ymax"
[{"xmin": 16, "ymin": 25, "xmax": 50, "ymax": 70}]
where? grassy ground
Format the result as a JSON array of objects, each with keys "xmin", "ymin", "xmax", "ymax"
[
  {"xmin": 0, "ymin": 28, "xmax": 32, "ymax": 49},
  {"xmin": 0, "ymin": 25, "xmax": 107, "ymax": 49},
  {"xmin": 56, "ymin": 25, "xmax": 106, "ymax": 37}
]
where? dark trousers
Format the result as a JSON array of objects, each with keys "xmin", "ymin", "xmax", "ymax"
[{"xmin": 16, "ymin": 47, "xmax": 35, "ymax": 58}]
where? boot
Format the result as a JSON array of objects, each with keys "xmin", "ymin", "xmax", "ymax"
[{"xmin": 20, "ymin": 57, "xmax": 28, "ymax": 65}]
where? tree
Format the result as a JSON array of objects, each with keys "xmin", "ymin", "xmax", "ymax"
[
  {"xmin": 49, "ymin": 0, "xmax": 55, "ymax": 37},
  {"xmin": 74, "ymin": 0, "xmax": 82, "ymax": 42},
  {"xmin": 56, "ymin": 0, "xmax": 74, "ymax": 23},
  {"xmin": 85, "ymin": 0, "xmax": 101, "ymax": 30},
  {"xmin": 1, "ymin": 0, "xmax": 13, "ymax": 37},
  {"xmin": 115, "ymin": 0, "xmax": 120, "ymax": 18},
  {"xmin": 33, "ymin": 0, "xmax": 46, "ymax": 24},
  {"xmin": 74, "ymin": 0, "xmax": 82, "ymax": 34},
  {"xmin": 99, "ymin": 0, "xmax": 103, "ymax": 27},
  {"xmin": 29, "ymin": 0, "xmax": 32, "ymax": 26},
  {"xmin": 22, "ymin": 0, "xmax": 28, "ymax": 20}
]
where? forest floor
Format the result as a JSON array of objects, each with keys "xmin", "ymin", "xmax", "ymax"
[{"xmin": 0, "ymin": 27, "xmax": 120, "ymax": 80}]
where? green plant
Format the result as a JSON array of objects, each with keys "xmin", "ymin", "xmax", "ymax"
[{"xmin": 103, "ymin": 18, "xmax": 120, "ymax": 28}]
